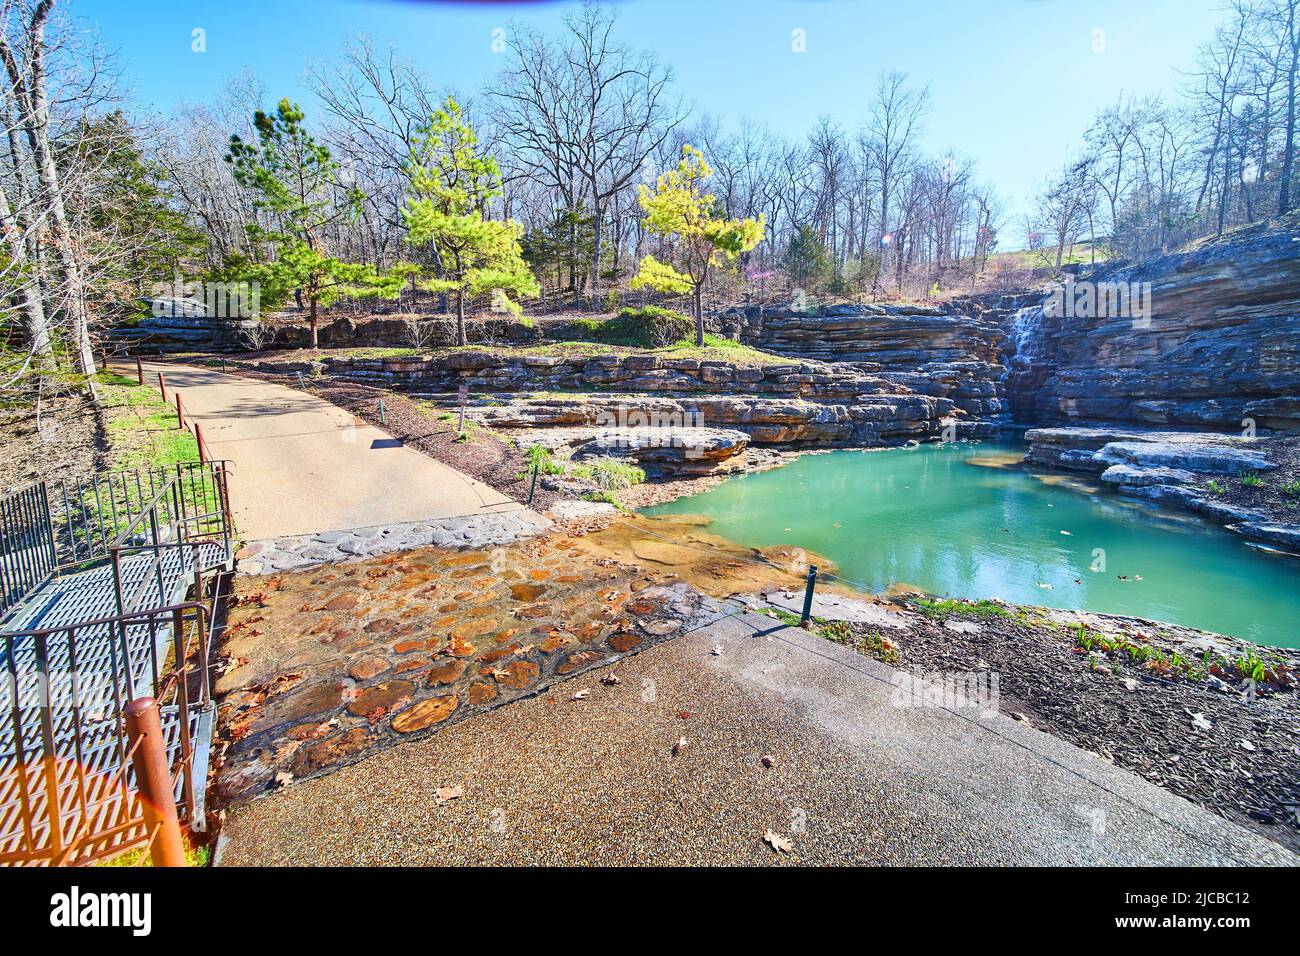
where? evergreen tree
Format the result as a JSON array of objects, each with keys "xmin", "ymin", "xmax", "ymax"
[
  {"xmin": 402, "ymin": 97, "xmax": 538, "ymax": 347},
  {"xmin": 783, "ymin": 225, "xmax": 833, "ymax": 290},
  {"xmin": 630, "ymin": 145, "xmax": 764, "ymax": 345},
  {"xmin": 226, "ymin": 100, "xmax": 375, "ymax": 347}
]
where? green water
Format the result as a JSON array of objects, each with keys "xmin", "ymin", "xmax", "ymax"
[{"xmin": 642, "ymin": 443, "xmax": 1300, "ymax": 648}]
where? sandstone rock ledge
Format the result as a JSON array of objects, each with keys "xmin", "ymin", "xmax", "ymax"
[{"xmin": 1024, "ymin": 425, "xmax": 1297, "ymax": 551}]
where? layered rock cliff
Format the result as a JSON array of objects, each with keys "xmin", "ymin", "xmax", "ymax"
[
  {"xmin": 724, "ymin": 295, "xmax": 1038, "ymax": 436},
  {"xmin": 1006, "ymin": 213, "xmax": 1300, "ymax": 432}
]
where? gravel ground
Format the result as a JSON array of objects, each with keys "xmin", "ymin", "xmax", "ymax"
[
  {"xmin": 835, "ymin": 601, "xmax": 1300, "ymax": 852},
  {"xmin": 1196, "ymin": 434, "xmax": 1300, "ymax": 524}
]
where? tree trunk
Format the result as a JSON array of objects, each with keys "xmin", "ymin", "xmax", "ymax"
[
  {"xmin": 590, "ymin": 200, "xmax": 602, "ymax": 307},
  {"xmin": 309, "ymin": 298, "xmax": 320, "ymax": 349},
  {"xmin": 1280, "ymin": 9, "xmax": 1298, "ymax": 215},
  {"xmin": 456, "ymin": 289, "xmax": 467, "ymax": 347},
  {"xmin": 693, "ymin": 284, "xmax": 704, "ymax": 346},
  {"xmin": 0, "ymin": 182, "xmax": 51, "ymax": 359},
  {"xmin": 1, "ymin": 1, "xmax": 95, "ymax": 379}
]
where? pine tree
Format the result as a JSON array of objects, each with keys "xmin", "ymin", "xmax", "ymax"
[
  {"xmin": 630, "ymin": 145, "xmax": 764, "ymax": 345},
  {"xmin": 226, "ymin": 100, "xmax": 372, "ymax": 347},
  {"xmin": 402, "ymin": 97, "xmax": 538, "ymax": 346}
]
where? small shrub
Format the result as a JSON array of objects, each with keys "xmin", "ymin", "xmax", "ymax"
[
  {"xmin": 567, "ymin": 456, "xmax": 645, "ymax": 490},
  {"xmin": 569, "ymin": 306, "xmax": 692, "ymax": 348},
  {"xmin": 515, "ymin": 444, "xmax": 564, "ymax": 480}
]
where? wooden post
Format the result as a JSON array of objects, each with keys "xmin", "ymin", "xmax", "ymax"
[
  {"xmin": 124, "ymin": 698, "xmax": 187, "ymax": 867},
  {"xmin": 136, "ymin": 357, "xmax": 143, "ymax": 385}
]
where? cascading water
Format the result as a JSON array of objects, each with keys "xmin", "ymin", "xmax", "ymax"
[{"xmin": 1002, "ymin": 302, "xmax": 1051, "ymax": 422}]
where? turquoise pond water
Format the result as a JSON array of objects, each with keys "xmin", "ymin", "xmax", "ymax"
[{"xmin": 641, "ymin": 442, "xmax": 1300, "ymax": 648}]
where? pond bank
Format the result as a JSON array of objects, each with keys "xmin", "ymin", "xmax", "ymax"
[{"xmin": 762, "ymin": 593, "xmax": 1299, "ymax": 853}]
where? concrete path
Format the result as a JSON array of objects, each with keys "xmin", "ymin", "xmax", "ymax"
[
  {"xmin": 126, "ymin": 361, "xmax": 526, "ymax": 540},
  {"xmin": 216, "ymin": 611, "xmax": 1294, "ymax": 866}
]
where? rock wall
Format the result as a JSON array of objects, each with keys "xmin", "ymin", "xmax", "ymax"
[
  {"xmin": 1007, "ymin": 214, "xmax": 1300, "ymax": 432},
  {"xmin": 724, "ymin": 297, "xmax": 1038, "ymax": 435},
  {"xmin": 113, "ymin": 312, "xmax": 539, "ymax": 353},
  {"xmin": 472, "ymin": 393, "xmax": 952, "ymax": 446},
  {"xmin": 320, "ymin": 350, "xmax": 957, "ymax": 446}
]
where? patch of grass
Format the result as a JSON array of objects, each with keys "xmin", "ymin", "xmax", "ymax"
[
  {"xmin": 331, "ymin": 347, "xmax": 418, "ymax": 360},
  {"xmin": 567, "ymin": 456, "xmax": 646, "ymax": 490},
  {"xmin": 99, "ymin": 377, "xmax": 198, "ymax": 471},
  {"xmin": 1239, "ymin": 472, "xmax": 1264, "ymax": 488},
  {"xmin": 514, "ymin": 444, "xmax": 565, "ymax": 481},
  {"xmin": 580, "ymin": 489, "xmax": 622, "ymax": 507},
  {"xmin": 568, "ymin": 306, "xmax": 693, "ymax": 348},
  {"xmin": 658, "ymin": 334, "xmax": 787, "ymax": 366},
  {"xmin": 1282, "ymin": 479, "xmax": 1300, "ymax": 497},
  {"xmin": 913, "ymin": 597, "xmax": 1012, "ymax": 621},
  {"xmin": 97, "ymin": 839, "xmax": 210, "ymax": 867},
  {"xmin": 1073, "ymin": 626, "xmax": 1206, "ymax": 682},
  {"xmin": 1206, "ymin": 478, "xmax": 1226, "ymax": 496},
  {"xmin": 760, "ymin": 606, "xmax": 806, "ymax": 628}
]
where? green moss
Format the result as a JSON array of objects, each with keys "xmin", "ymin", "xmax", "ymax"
[{"xmin": 97, "ymin": 840, "xmax": 210, "ymax": 867}]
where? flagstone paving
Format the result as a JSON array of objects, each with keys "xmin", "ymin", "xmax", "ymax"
[{"xmin": 211, "ymin": 534, "xmax": 731, "ymax": 803}]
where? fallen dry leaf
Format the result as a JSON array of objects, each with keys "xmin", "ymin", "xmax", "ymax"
[
  {"xmin": 764, "ymin": 830, "xmax": 792, "ymax": 854},
  {"xmin": 571, "ymin": 689, "xmax": 590, "ymax": 701},
  {"xmin": 761, "ymin": 754, "xmax": 775, "ymax": 768},
  {"xmin": 711, "ymin": 645, "xmax": 724, "ymax": 656},
  {"xmin": 601, "ymin": 673, "xmax": 622, "ymax": 686},
  {"xmin": 435, "ymin": 785, "xmax": 463, "ymax": 805},
  {"xmin": 672, "ymin": 736, "xmax": 688, "ymax": 756},
  {"xmin": 274, "ymin": 771, "xmax": 294, "ymax": 790}
]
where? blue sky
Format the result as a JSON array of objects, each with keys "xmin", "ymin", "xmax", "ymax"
[{"xmin": 77, "ymin": 0, "xmax": 1224, "ymax": 238}]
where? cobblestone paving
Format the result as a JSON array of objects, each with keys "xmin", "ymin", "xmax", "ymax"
[
  {"xmin": 236, "ymin": 511, "xmax": 551, "ymax": 574},
  {"xmin": 212, "ymin": 534, "xmax": 732, "ymax": 803}
]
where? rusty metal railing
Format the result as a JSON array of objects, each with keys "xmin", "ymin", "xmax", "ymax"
[{"xmin": 0, "ymin": 601, "xmax": 212, "ymax": 866}]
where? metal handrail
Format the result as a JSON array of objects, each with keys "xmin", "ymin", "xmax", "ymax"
[{"xmin": 0, "ymin": 602, "xmax": 211, "ymax": 866}]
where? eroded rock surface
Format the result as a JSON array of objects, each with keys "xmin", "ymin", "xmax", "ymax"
[{"xmin": 213, "ymin": 537, "xmax": 731, "ymax": 802}]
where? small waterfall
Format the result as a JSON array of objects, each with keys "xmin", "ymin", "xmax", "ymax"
[{"xmin": 1003, "ymin": 303, "xmax": 1049, "ymax": 423}]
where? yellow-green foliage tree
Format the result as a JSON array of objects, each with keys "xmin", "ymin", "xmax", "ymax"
[
  {"xmin": 631, "ymin": 145, "xmax": 765, "ymax": 345},
  {"xmin": 403, "ymin": 97, "xmax": 538, "ymax": 346}
]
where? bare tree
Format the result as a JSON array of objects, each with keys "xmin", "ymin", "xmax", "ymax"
[{"xmin": 493, "ymin": 1, "xmax": 684, "ymax": 303}]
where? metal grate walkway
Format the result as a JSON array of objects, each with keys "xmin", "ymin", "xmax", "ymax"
[{"xmin": 0, "ymin": 462, "xmax": 233, "ymax": 864}]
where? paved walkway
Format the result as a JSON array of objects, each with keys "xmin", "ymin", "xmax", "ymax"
[
  {"xmin": 216, "ymin": 611, "xmax": 1295, "ymax": 866},
  {"xmin": 125, "ymin": 361, "xmax": 526, "ymax": 540}
]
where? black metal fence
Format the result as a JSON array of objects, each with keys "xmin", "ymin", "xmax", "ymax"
[
  {"xmin": 0, "ymin": 483, "xmax": 57, "ymax": 617},
  {"xmin": 0, "ymin": 462, "xmax": 232, "ymax": 619}
]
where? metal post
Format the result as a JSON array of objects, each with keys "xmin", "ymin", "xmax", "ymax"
[
  {"xmin": 158, "ymin": 371, "xmax": 167, "ymax": 403},
  {"xmin": 195, "ymin": 423, "xmax": 207, "ymax": 464},
  {"xmin": 175, "ymin": 393, "xmax": 184, "ymax": 428},
  {"xmin": 527, "ymin": 461, "xmax": 539, "ymax": 505},
  {"xmin": 123, "ymin": 698, "xmax": 187, "ymax": 867},
  {"xmin": 100, "ymin": 351, "xmax": 108, "ymax": 372},
  {"xmin": 136, "ymin": 356, "xmax": 143, "ymax": 385},
  {"xmin": 378, "ymin": 398, "xmax": 386, "ymax": 425},
  {"xmin": 296, "ymin": 371, "xmax": 305, "ymax": 388},
  {"xmin": 800, "ymin": 564, "xmax": 818, "ymax": 626}
]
